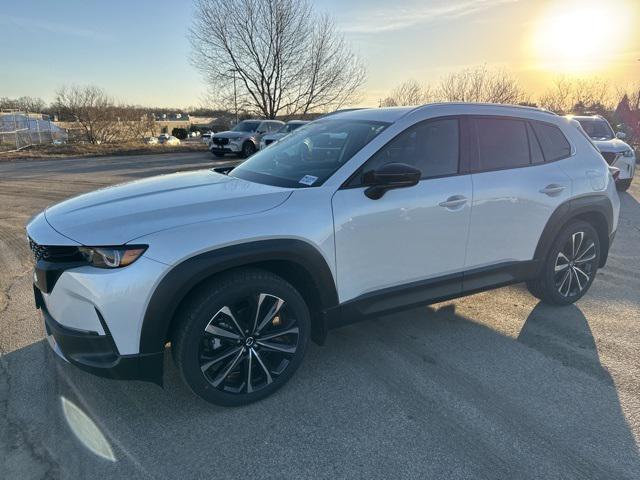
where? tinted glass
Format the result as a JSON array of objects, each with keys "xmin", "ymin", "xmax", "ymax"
[
  {"xmin": 357, "ymin": 118, "xmax": 459, "ymax": 182},
  {"xmin": 531, "ymin": 121, "xmax": 572, "ymax": 161},
  {"xmin": 232, "ymin": 121, "xmax": 260, "ymax": 132},
  {"xmin": 474, "ymin": 118, "xmax": 530, "ymax": 170},
  {"xmin": 575, "ymin": 118, "xmax": 614, "ymax": 140},
  {"xmin": 230, "ymin": 119, "xmax": 388, "ymax": 188},
  {"xmin": 527, "ymin": 123, "xmax": 544, "ymax": 164}
]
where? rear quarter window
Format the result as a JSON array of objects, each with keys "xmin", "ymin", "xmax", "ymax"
[{"xmin": 531, "ymin": 121, "xmax": 572, "ymax": 162}]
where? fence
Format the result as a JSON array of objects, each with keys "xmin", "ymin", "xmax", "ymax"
[{"xmin": 0, "ymin": 111, "xmax": 68, "ymax": 152}]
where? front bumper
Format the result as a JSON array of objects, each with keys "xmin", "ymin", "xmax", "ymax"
[
  {"xmin": 38, "ymin": 287, "xmax": 164, "ymax": 385},
  {"xmin": 210, "ymin": 142, "xmax": 241, "ymax": 153}
]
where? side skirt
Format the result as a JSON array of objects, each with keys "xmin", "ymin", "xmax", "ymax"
[{"xmin": 325, "ymin": 260, "xmax": 539, "ymax": 330}]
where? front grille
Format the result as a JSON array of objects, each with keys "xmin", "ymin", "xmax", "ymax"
[
  {"xmin": 601, "ymin": 152, "xmax": 618, "ymax": 165},
  {"xmin": 28, "ymin": 238, "xmax": 82, "ymax": 263},
  {"xmin": 212, "ymin": 137, "xmax": 229, "ymax": 146}
]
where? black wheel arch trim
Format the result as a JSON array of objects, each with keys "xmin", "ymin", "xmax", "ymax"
[
  {"xmin": 139, "ymin": 239, "xmax": 338, "ymax": 355},
  {"xmin": 534, "ymin": 193, "xmax": 614, "ymax": 270}
]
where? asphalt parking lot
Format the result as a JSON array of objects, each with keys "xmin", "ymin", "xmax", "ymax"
[{"xmin": 1, "ymin": 151, "xmax": 639, "ymax": 479}]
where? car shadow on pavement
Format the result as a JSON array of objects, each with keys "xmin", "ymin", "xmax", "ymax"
[{"xmin": 3, "ymin": 300, "xmax": 639, "ymax": 479}]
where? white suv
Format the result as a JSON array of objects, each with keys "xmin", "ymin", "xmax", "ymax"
[
  {"xmin": 566, "ymin": 114, "xmax": 636, "ymax": 191},
  {"xmin": 27, "ymin": 104, "xmax": 620, "ymax": 406}
]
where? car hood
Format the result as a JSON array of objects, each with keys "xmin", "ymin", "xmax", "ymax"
[
  {"xmin": 212, "ymin": 130, "xmax": 252, "ymax": 140},
  {"xmin": 592, "ymin": 138, "xmax": 631, "ymax": 153},
  {"xmin": 44, "ymin": 170, "xmax": 292, "ymax": 245}
]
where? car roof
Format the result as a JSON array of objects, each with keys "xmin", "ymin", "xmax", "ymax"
[
  {"xmin": 286, "ymin": 120, "xmax": 309, "ymax": 124},
  {"xmin": 326, "ymin": 103, "xmax": 558, "ymax": 124},
  {"xmin": 565, "ymin": 115, "xmax": 606, "ymax": 121}
]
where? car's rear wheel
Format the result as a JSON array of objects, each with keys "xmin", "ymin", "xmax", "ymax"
[
  {"xmin": 240, "ymin": 141, "xmax": 256, "ymax": 158},
  {"xmin": 526, "ymin": 220, "xmax": 600, "ymax": 305},
  {"xmin": 172, "ymin": 269, "xmax": 310, "ymax": 406},
  {"xmin": 616, "ymin": 178, "xmax": 632, "ymax": 192}
]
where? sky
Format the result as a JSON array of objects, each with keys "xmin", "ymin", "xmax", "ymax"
[{"xmin": 0, "ymin": 0, "xmax": 638, "ymax": 108}]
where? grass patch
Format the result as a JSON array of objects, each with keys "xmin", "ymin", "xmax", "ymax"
[{"xmin": 0, "ymin": 141, "xmax": 208, "ymax": 161}]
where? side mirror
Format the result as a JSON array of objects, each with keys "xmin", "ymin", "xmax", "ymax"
[
  {"xmin": 363, "ymin": 163, "xmax": 421, "ymax": 200},
  {"xmin": 616, "ymin": 131, "xmax": 627, "ymax": 139}
]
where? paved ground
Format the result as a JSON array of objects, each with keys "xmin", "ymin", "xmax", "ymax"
[{"xmin": 1, "ymin": 151, "xmax": 639, "ymax": 479}]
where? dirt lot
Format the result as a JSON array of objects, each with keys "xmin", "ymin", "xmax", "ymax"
[{"xmin": 0, "ymin": 152, "xmax": 639, "ymax": 479}]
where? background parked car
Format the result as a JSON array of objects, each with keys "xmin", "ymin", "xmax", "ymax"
[
  {"xmin": 201, "ymin": 131, "xmax": 214, "ymax": 144},
  {"xmin": 159, "ymin": 135, "xmax": 181, "ymax": 146},
  {"xmin": 146, "ymin": 136, "xmax": 159, "ymax": 145},
  {"xmin": 566, "ymin": 114, "xmax": 636, "ymax": 191},
  {"xmin": 259, "ymin": 120, "xmax": 310, "ymax": 149},
  {"xmin": 209, "ymin": 119, "xmax": 284, "ymax": 158}
]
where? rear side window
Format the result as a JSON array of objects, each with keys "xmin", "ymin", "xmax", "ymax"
[
  {"xmin": 355, "ymin": 118, "xmax": 459, "ymax": 183},
  {"xmin": 473, "ymin": 118, "xmax": 530, "ymax": 171},
  {"xmin": 527, "ymin": 123, "xmax": 544, "ymax": 164},
  {"xmin": 531, "ymin": 122, "xmax": 571, "ymax": 161}
]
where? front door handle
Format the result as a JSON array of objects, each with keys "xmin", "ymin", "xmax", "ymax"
[
  {"xmin": 539, "ymin": 184, "xmax": 566, "ymax": 196},
  {"xmin": 438, "ymin": 195, "xmax": 468, "ymax": 209}
]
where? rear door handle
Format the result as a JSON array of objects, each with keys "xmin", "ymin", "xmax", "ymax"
[
  {"xmin": 438, "ymin": 195, "xmax": 468, "ymax": 209},
  {"xmin": 539, "ymin": 184, "xmax": 566, "ymax": 196}
]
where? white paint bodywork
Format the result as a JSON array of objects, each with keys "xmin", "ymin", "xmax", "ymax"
[{"xmin": 26, "ymin": 103, "xmax": 621, "ymax": 355}]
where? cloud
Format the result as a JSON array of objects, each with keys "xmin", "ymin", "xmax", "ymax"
[
  {"xmin": 0, "ymin": 14, "xmax": 111, "ymax": 41},
  {"xmin": 342, "ymin": 0, "xmax": 519, "ymax": 34}
]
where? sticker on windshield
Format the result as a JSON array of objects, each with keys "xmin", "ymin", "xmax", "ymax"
[{"xmin": 299, "ymin": 175, "xmax": 318, "ymax": 186}]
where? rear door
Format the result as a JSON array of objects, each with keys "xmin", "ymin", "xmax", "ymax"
[{"xmin": 464, "ymin": 116, "xmax": 572, "ymax": 277}]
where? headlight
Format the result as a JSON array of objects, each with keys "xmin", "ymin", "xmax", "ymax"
[
  {"xmin": 79, "ymin": 245, "xmax": 147, "ymax": 268},
  {"xmin": 622, "ymin": 148, "xmax": 635, "ymax": 157}
]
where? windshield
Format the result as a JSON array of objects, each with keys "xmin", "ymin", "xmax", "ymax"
[
  {"xmin": 280, "ymin": 122, "xmax": 307, "ymax": 134},
  {"xmin": 232, "ymin": 121, "xmax": 260, "ymax": 132},
  {"xmin": 575, "ymin": 118, "xmax": 614, "ymax": 140},
  {"xmin": 230, "ymin": 119, "xmax": 389, "ymax": 188}
]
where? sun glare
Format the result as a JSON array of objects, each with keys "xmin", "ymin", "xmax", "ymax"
[{"xmin": 530, "ymin": 1, "xmax": 633, "ymax": 73}]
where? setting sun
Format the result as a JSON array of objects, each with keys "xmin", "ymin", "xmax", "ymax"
[{"xmin": 530, "ymin": 0, "xmax": 634, "ymax": 73}]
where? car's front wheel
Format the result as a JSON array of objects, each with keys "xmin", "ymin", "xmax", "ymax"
[
  {"xmin": 527, "ymin": 220, "xmax": 600, "ymax": 305},
  {"xmin": 172, "ymin": 269, "xmax": 310, "ymax": 406},
  {"xmin": 240, "ymin": 141, "xmax": 256, "ymax": 158}
]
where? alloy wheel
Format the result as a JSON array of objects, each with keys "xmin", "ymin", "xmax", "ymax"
[
  {"xmin": 198, "ymin": 293, "xmax": 299, "ymax": 394},
  {"xmin": 554, "ymin": 231, "xmax": 597, "ymax": 298}
]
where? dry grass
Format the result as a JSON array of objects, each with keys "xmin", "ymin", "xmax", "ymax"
[{"xmin": 0, "ymin": 141, "xmax": 208, "ymax": 161}]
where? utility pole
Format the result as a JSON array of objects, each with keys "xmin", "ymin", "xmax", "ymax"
[{"xmin": 228, "ymin": 68, "xmax": 238, "ymax": 125}]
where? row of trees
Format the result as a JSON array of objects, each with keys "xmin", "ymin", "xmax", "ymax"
[{"xmin": 381, "ymin": 68, "xmax": 640, "ymax": 118}]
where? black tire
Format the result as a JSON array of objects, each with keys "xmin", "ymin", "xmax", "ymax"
[
  {"xmin": 212, "ymin": 152, "xmax": 225, "ymax": 158},
  {"xmin": 172, "ymin": 269, "xmax": 310, "ymax": 406},
  {"xmin": 240, "ymin": 141, "xmax": 256, "ymax": 158},
  {"xmin": 616, "ymin": 178, "xmax": 632, "ymax": 192},
  {"xmin": 527, "ymin": 220, "xmax": 600, "ymax": 305}
]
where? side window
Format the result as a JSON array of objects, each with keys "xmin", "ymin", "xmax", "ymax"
[
  {"xmin": 527, "ymin": 123, "xmax": 544, "ymax": 164},
  {"xmin": 268, "ymin": 122, "xmax": 281, "ymax": 132},
  {"xmin": 531, "ymin": 121, "xmax": 571, "ymax": 162},
  {"xmin": 473, "ymin": 118, "xmax": 530, "ymax": 171},
  {"xmin": 257, "ymin": 122, "xmax": 268, "ymax": 133},
  {"xmin": 355, "ymin": 118, "xmax": 459, "ymax": 184}
]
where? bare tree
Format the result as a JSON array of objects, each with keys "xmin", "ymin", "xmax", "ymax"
[
  {"xmin": 380, "ymin": 79, "xmax": 430, "ymax": 107},
  {"xmin": 436, "ymin": 66, "xmax": 526, "ymax": 104},
  {"xmin": 190, "ymin": 0, "xmax": 365, "ymax": 118},
  {"xmin": 539, "ymin": 77, "xmax": 612, "ymax": 114},
  {"xmin": 538, "ymin": 77, "xmax": 573, "ymax": 114},
  {"xmin": 54, "ymin": 86, "xmax": 121, "ymax": 144},
  {"xmin": 0, "ymin": 96, "xmax": 46, "ymax": 113}
]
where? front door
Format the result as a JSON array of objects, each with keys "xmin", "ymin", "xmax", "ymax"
[{"xmin": 332, "ymin": 117, "xmax": 472, "ymax": 305}]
